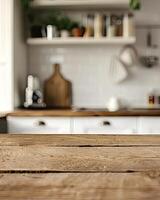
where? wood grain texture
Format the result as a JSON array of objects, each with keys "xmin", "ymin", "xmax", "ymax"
[
  {"xmin": 44, "ymin": 64, "xmax": 72, "ymax": 108},
  {"xmin": 1, "ymin": 135, "xmax": 160, "ymax": 199},
  {"xmin": 1, "ymin": 172, "xmax": 160, "ymax": 200},
  {"xmin": 4, "ymin": 108, "xmax": 160, "ymax": 117},
  {"xmin": 0, "ymin": 135, "xmax": 160, "ymax": 172},
  {"xmin": 0, "ymin": 134, "xmax": 160, "ymax": 147},
  {"xmin": 0, "ymin": 146, "xmax": 160, "ymax": 172}
]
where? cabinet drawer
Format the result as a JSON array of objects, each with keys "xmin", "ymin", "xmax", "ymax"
[
  {"xmin": 73, "ymin": 117, "xmax": 137, "ymax": 134},
  {"xmin": 7, "ymin": 117, "xmax": 71, "ymax": 134},
  {"xmin": 138, "ymin": 117, "xmax": 160, "ymax": 134}
]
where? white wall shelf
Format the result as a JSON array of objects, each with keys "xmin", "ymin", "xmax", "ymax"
[
  {"xmin": 27, "ymin": 37, "xmax": 136, "ymax": 45},
  {"xmin": 31, "ymin": 0, "xmax": 129, "ymax": 9}
]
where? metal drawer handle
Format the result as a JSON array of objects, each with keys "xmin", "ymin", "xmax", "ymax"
[
  {"xmin": 103, "ymin": 121, "xmax": 111, "ymax": 126},
  {"xmin": 36, "ymin": 121, "xmax": 46, "ymax": 126}
]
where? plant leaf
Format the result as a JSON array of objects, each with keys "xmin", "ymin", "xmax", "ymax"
[{"xmin": 130, "ymin": 0, "xmax": 141, "ymax": 10}]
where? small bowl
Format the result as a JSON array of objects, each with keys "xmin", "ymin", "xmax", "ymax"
[{"xmin": 140, "ymin": 56, "xmax": 159, "ymax": 68}]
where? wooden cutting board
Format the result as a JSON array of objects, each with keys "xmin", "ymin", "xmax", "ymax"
[{"xmin": 44, "ymin": 64, "xmax": 72, "ymax": 108}]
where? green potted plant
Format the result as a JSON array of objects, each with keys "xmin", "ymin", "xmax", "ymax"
[
  {"xmin": 57, "ymin": 16, "xmax": 79, "ymax": 37},
  {"xmin": 21, "ymin": 0, "xmax": 32, "ymax": 9},
  {"xmin": 58, "ymin": 16, "xmax": 73, "ymax": 37},
  {"xmin": 27, "ymin": 10, "xmax": 42, "ymax": 38},
  {"xmin": 20, "ymin": 0, "xmax": 42, "ymax": 37},
  {"xmin": 27, "ymin": 10, "xmax": 60, "ymax": 38},
  {"xmin": 71, "ymin": 22, "xmax": 82, "ymax": 37},
  {"xmin": 130, "ymin": 0, "xmax": 141, "ymax": 10}
]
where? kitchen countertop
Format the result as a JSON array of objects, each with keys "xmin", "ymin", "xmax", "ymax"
[
  {"xmin": 3, "ymin": 108, "xmax": 160, "ymax": 117},
  {"xmin": 0, "ymin": 134, "xmax": 160, "ymax": 199}
]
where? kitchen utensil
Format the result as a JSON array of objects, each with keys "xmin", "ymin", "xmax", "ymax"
[
  {"xmin": 72, "ymin": 28, "xmax": 81, "ymax": 37},
  {"xmin": 139, "ymin": 29, "xmax": 159, "ymax": 68},
  {"xmin": 60, "ymin": 30, "xmax": 70, "ymax": 38},
  {"xmin": 106, "ymin": 97, "xmax": 121, "ymax": 112},
  {"xmin": 47, "ymin": 25, "xmax": 58, "ymax": 39},
  {"xmin": 83, "ymin": 14, "xmax": 94, "ymax": 37},
  {"xmin": 123, "ymin": 13, "xmax": 135, "ymax": 37},
  {"xmin": 140, "ymin": 56, "xmax": 159, "ymax": 68},
  {"xmin": 94, "ymin": 13, "xmax": 103, "ymax": 38},
  {"xmin": 109, "ymin": 57, "xmax": 128, "ymax": 83},
  {"xmin": 120, "ymin": 45, "xmax": 138, "ymax": 67},
  {"xmin": 47, "ymin": 25, "xmax": 53, "ymax": 40},
  {"xmin": 108, "ymin": 25, "xmax": 116, "ymax": 37},
  {"xmin": 44, "ymin": 64, "xmax": 72, "ymax": 108},
  {"xmin": 24, "ymin": 75, "xmax": 45, "ymax": 108}
]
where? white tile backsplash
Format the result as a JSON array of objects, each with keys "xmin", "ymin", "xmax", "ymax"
[{"xmin": 28, "ymin": 0, "xmax": 160, "ymax": 108}]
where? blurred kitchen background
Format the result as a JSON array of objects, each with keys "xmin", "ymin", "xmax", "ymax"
[{"xmin": 1, "ymin": 0, "xmax": 160, "ymax": 111}]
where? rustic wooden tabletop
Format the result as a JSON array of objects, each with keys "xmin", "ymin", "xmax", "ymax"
[{"xmin": 0, "ymin": 134, "xmax": 160, "ymax": 200}]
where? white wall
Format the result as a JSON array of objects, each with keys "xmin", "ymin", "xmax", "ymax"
[{"xmin": 28, "ymin": 0, "xmax": 160, "ymax": 108}]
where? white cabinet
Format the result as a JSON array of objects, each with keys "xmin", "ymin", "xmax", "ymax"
[
  {"xmin": 7, "ymin": 116, "xmax": 160, "ymax": 134},
  {"xmin": 73, "ymin": 117, "xmax": 137, "ymax": 134},
  {"xmin": 7, "ymin": 116, "xmax": 137, "ymax": 134},
  {"xmin": 138, "ymin": 117, "xmax": 160, "ymax": 134},
  {"xmin": 7, "ymin": 117, "xmax": 71, "ymax": 134}
]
